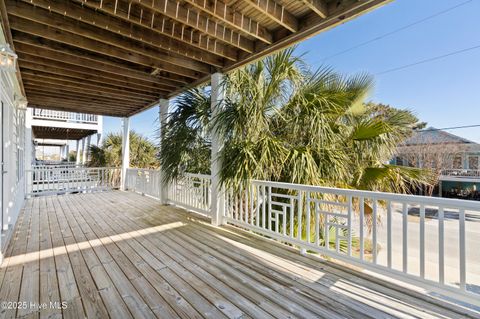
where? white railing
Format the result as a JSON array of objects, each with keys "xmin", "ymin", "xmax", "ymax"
[
  {"xmin": 441, "ymin": 169, "xmax": 480, "ymax": 178},
  {"xmin": 32, "ymin": 108, "xmax": 98, "ymax": 124},
  {"xmin": 122, "ymin": 169, "xmax": 480, "ymax": 305},
  {"xmin": 125, "ymin": 169, "xmax": 211, "ymax": 216},
  {"xmin": 125, "ymin": 168, "xmax": 162, "ymax": 198},
  {"xmin": 168, "ymin": 173, "xmax": 211, "ymax": 216},
  {"xmin": 26, "ymin": 166, "xmax": 120, "ymax": 196},
  {"xmin": 224, "ymin": 180, "xmax": 480, "ymax": 306}
]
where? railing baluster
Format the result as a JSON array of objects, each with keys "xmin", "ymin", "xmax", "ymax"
[
  {"xmin": 347, "ymin": 196, "xmax": 352, "ymax": 257},
  {"xmin": 297, "ymin": 191, "xmax": 303, "ymax": 242},
  {"xmin": 403, "ymin": 202, "xmax": 408, "ymax": 273},
  {"xmin": 420, "ymin": 204, "xmax": 425, "ymax": 278},
  {"xmin": 359, "ymin": 196, "xmax": 365, "ymax": 261},
  {"xmin": 459, "ymin": 208, "xmax": 466, "ymax": 291},
  {"xmin": 306, "ymin": 192, "xmax": 310, "ymax": 244},
  {"xmin": 372, "ymin": 199, "xmax": 377, "ymax": 264},
  {"xmin": 438, "ymin": 207, "xmax": 445, "ymax": 284}
]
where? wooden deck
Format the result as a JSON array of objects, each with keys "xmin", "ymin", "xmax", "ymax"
[{"xmin": 0, "ymin": 192, "xmax": 477, "ymax": 319}]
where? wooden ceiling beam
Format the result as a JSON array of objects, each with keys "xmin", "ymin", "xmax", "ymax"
[
  {"xmin": 7, "ymin": 7, "xmax": 208, "ymax": 79},
  {"xmin": 301, "ymin": 0, "xmax": 328, "ymax": 18},
  {"xmin": 22, "ymin": 72, "xmax": 157, "ymax": 101},
  {"xmin": 24, "ymin": 84, "xmax": 147, "ymax": 105},
  {"xmin": 124, "ymin": 0, "xmax": 255, "ymax": 53},
  {"xmin": 246, "ymin": 0, "xmax": 298, "ymax": 32},
  {"xmin": 20, "ymin": 66, "xmax": 160, "ymax": 99},
  {"xmin": 26, "ymin": 91, "xmax": 141, "ymax": 109},
  {"xmin": 22, "ymin": 0, "xmax": 235, "ymax": 63},
  {"xmin": 182, "ymin": 0, "xmax": 272, "ymax": 44},
  {"xmin": 18, "ymin": 55, "xmax": 171, "ymax": 94},
  {"xmin": 12, "ymin": 36, "xmax": 190, "ymax": 86},
  {"xmin": 69, "ymin": 0, "xmax": 238, "ymax": 62},
  {"xmin": 6, "ymin": 0, "xmax": 218, "ymax": 73}
]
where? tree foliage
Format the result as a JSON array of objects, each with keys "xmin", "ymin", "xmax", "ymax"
[
  {"xmin": 89, "ymin": 131, "xmax": 159, "ymax": 168},
  {"xmin": 159, "ymin": 48, "xmax": 434, "ymax": 193}
]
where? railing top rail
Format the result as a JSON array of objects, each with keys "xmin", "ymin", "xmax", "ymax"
[{"xmin": 251, "ymin": 179, "xmax": 480, "ymax": 210}]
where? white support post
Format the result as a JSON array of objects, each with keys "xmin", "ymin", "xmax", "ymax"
[
  {"xmin": 85, "ymin": 135, "xmax": 91, "ymax": 162},
  {"xmin": 25, "ymin": 108, "xmax": 33, "ymax": 172},
  {"xmin": 121, "ymin": 117, "xmax": 130, "ymax": 191},
  {"xmin": 159, "ymin": 99, "xmax": 169, "ymax": 204},
  {"xmin": 81, "ymin": 137, "xmax": 87, "ymax": 165},
  {"xmin": 210, "ymin": 73, "xmax": 225, "ymax": 226},
  {"xmin": 75, "ymin": 140, "xmax": 81, "ymax": 165},
  {"xmin": 65, "ymin": 144, "xmax": 70, "ymax": 162}
]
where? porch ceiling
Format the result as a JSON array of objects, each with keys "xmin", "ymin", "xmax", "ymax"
[
  {"xmin": 32, "ymin": 126, "xmax": 97, "ymax": 140},
  {"xmin": 1, "ymin": 0, "xmax": 391, "ymax": 117}
]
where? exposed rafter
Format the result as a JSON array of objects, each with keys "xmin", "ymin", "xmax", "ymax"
[
  {"xmin": 183, "ymin": 0, "xmax": 272, "ymax": 44},
  {"xmin": 246, "ymin": 0, "xmax": 298, "ymax": 32},
  {"xmin": 125, "ymin": 0, "xmax": 255, "ymax": 53},
  {"xmin": 301, "ymin": 0, "xmax": 328, "ymax": 18}
]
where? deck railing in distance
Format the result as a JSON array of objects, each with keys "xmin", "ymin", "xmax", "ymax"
[
  {"xmin": 32, "ymin": 108, "xmax": 98, "ymax": 124},
  {"xmin": 225, "ymin": 180, "xmax": 480, "ymax": 306},
  {"xmin": 441, "ymin": 169, "xmax": 480, "ymax": 178},
  {"xmin": 26, "ymin": 166, "xmax": 120, "ymax": 196}
]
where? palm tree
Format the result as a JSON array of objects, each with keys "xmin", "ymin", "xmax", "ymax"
[
  {"xmin": 89, "ymin": 131, "xmax": 159, "ymax": 168},
  {"xmin": 161, "ymin": 48, "xmax": 433, "ymax": 190}
]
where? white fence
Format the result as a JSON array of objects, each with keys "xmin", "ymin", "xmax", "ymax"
[
  {"xmin": 121, "ymin": 169, "xmax": 480, "ymax": 305},
  {"xmin": 32, "ymin": 108, "xmax": 98, "ymax": 124},
  {"xmin": 225, "ymin": 180, "xmax": 480, "ymax": 306},
  {"xmin": 441, "ymin": 169, "xmax": 480, "ymax": 178},
  {"xmin": 125, "ymin": 169, "xmax": 212, "ymax": 216},
  {"xmin": 125, "ymin": 168, "xmax": 162, "ymax": 198},
  {"xmin": 167, "ymin": 173, "xmax": 211, "ymax": 216},
  {"xmin": 26, "ymin": 166, "xmax": 120, "ymax": 196}
]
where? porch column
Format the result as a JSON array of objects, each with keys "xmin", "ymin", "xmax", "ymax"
[
  {"xmin": 25, "ymin": 108, "xmax": 33, "ymax": 171},
  {"xmin": 85, "ymin": 135, "xmax": 91, "ymax": 162},
  {"xmin": 81, "ymin": 137, "xmax": 86, "ymax": 164},
  {"xmin": 65, "ymin": 144, "xmax": 70, "ymax": 162},
  {"xmin": 59, "ymin": 146, "xmax": 65, "ymax": 161},
  {"xmin": 159, "ymin": 99, "xmax": 169, "ymax": 204},
  {"xmin": 210, "ymin": 72, "xmax": 225, "ymax": 226},
  {"xmin": 75, "ymin": 140, "xmax": 81, "ymax": 165},
  {"xmin": 121, "ymin": 117, "xmax": 130, "ymax": 191}
]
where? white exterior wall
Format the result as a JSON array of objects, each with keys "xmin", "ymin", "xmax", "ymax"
[{"xmin": 0, "ymin": 31, "xmax": 27, "ymax": 262}]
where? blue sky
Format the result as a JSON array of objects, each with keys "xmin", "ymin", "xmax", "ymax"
[{"xmin": 103, "ymin": 0, "xmax": 480, "ymax": 143}]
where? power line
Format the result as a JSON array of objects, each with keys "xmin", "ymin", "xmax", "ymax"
[
  {"xmin": 418, "ymin": 125, "xmax": 480, "ymax": 132},
  {"xmin": 311, "ymin": 0, "xmax": 472, "ymax": 64},
  {"xmin": 375, "ymin": 43, "xmax": 480, "ymax": 75}
]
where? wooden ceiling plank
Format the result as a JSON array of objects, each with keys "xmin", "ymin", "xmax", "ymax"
[
  {"xmin": 124, "ymin": 0, "xmax": 255, "ymax": 53},
  {"xmin": 22, "ymin": 72, "xmax": 157, "ymax": 101},
  {"xmin": 7, "ymin": 0, "xmax": 216, "ymax": 73},
  {"xmin": 23, "ymin": 79, "xmax": 154, "ymax": 103},
  {"xmin": 13, "ymin": 36, "xmax": 190, "ymax": 85},
  {"xmin": 69, "ymin": 0, "xmax": 238, "ymax": 62},
  {"xmin": 301, "ymin": 0, "xmax": 328, "ymax": 18},
  {"xmin": 246, "ymin": 0, "xmax": 298, "ymax": 32},
  {"xmin": 183, "ymin": 0, "xmax": 272, "ymax": 44},
  {"xmin": 24, "ymin": 86, "xmax": 145, "ymax": 106},
  {"xmin": 23, "ymin": 0, "xmax": 234, "ymax": 63},
  {"xmin": 7, "ymin": 9, "xmax": 207, "ymax": 79},
  {"xmin": 20, "ymin": 67, "xmax": 160, "ymax": 99},
  {"xmin": 27, "ymin": 92, "xmax": 141, "ymax": 109},
  {"xmin": 18, "ymin": 56, "xmax": 171, "ymax": 94}
]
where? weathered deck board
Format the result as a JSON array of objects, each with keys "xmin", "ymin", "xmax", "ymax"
[{"xmin": 0, "ymin": 191, "xmax": 478, "ymax": 319}]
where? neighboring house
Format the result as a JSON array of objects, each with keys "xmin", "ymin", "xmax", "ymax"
[{"xmin": 393, "ymin": 127, "xmax": 480, "ymax": 200}]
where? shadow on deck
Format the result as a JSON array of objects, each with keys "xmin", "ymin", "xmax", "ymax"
[{"xmin": 0, "ymin": 191, "xmax": 478, "ymax": 318}]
